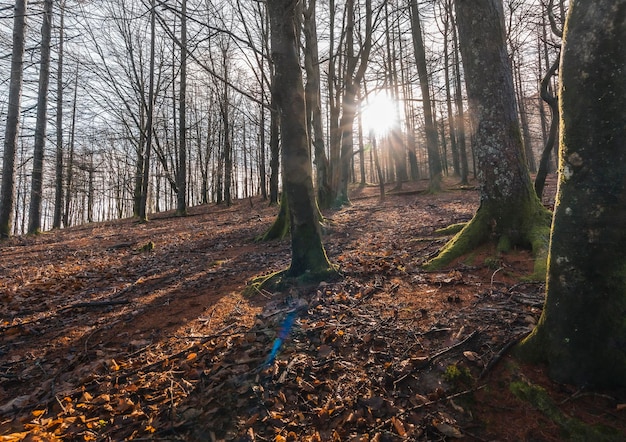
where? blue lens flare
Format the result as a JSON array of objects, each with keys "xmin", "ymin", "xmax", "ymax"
[{"xmin": 265, "ymin": 310, "xmax": 297, "ymax": 366}]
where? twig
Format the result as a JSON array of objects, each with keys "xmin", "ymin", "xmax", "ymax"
[
  {"xmin": 60, "ymin": 299, "xmax": 130, "ymax": 311},
  {"xmin": 479, "ymin": 333, "xmax": 528, "ymax": 380},
  {"xmin": 374, "ymin": 385, "xmax": 487, "ymax": 431},
  {"xmin": 429, "ymin": 329, "xmax": 480, "ymax": 364}
]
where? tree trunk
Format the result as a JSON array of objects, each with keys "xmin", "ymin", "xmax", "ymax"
[
  {"xmin": 303, "ymin": 0, "xmax": 332, "ymax": 209},
  {"xmin": 139, "ymin": 0, "xmax": 156, "ymax": 222},
  {"xmin": 53, "ymin": 1, "xmax": 65, "ymax": 229},
  {"xmin": 28, "ymin": 0, "xmax": 53, "ymax": 234},
  {"xmin": 267, "ymin": 0, "xmax": 334, "ymax": 278},
  {"xmin": 268, "ymin": 100, "xmax": 280, "ymax": 205},
  {"xmin": 221, "ymin": 47, "xmax": 233, "ymax": 207},
  {"xmin": 409, "ymin": 0, "xmax": 442, "ymax": 193},
  {"xmin": 534, "ymin": 56, "xmax": 559, "ymax": 199},
  {"xmin": 63, "ymin": 67, "xmax": 78, "ymax": 228},
  {"xmin": 176, "ymin": 0, "xmax": 187, "ymax": 216},
  {"xmin": 518, "ymin": 0, "xmax": 626, "ymax": 388},
  {"xmin": 0, "ymin": 0, "xmax": 28, "ymax": 238},
  {"xmin": 335, "ymin": 0, "xmax": 373, "ymax": 206},
  {"xmin": 427, "ymin": 0, "xmax": 551, "ymax": 275},
  {"xmin": 441, "ymin": 0, "xmax": 460, "ymax": 178},
  {"xmin": 451, "ymin": 6, "xmax": 469, "ymax": 185}
]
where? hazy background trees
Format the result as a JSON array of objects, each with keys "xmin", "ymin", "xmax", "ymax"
[{"xmin": 0, "ymin": 0, "xmax": 563, "ymax": 236}]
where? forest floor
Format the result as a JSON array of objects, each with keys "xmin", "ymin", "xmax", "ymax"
[{"xmin": 1, "ymin": 174, "xmax": 626, "ymax": 442}]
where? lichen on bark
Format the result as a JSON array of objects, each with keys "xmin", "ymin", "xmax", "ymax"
[{"xmin": 516, "ymin": 0, "xmax": 626, "ymax": 388}]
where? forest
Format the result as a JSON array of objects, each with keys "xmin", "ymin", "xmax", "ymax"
[{"xmin": 1, "ymin": 0, "xmax": 626, "ymax": 440}]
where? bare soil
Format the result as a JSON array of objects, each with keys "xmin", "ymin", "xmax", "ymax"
[{"xmin": 1, "ymin": 175, "xmax": 625, "ymax": 441}]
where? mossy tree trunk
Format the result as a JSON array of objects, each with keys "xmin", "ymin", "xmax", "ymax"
[
  {"xmin": 267, "ymin": 0, "xmax": 334, "ymax": 278},
  {"xmin": 426, "ymin": 0, "xmax": 551, "ymax": 273},
  {"xmin": 517, "ymin": 0, "xmax": 626, "ymax": 388}
]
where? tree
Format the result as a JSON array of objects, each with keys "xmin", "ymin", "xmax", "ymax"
[
  {"xmin": 176, "ymin": 0, "xmax": 188, "ymax": 216},
  {"xmin": 409, "ymin": 0, "xmax": 442, "ymax": 192},
  {"xmin": 334, "ymin": 0, "xmax": 373, "ymax": 206},
  {"xmin": 138, "ymin": 0, "xmax": 157, "ymax": 222},
  {"xmin": 53, "ymin": 1, "xmax": 66, "ymax": 229},
  {"xmin": 28, "ymin": 0, "xmax": 54, "ymax": 234},
  {"xmin": 0, "ymin": 0, "xmax": 28, "ymax": 239},
  {"xmin": 266, "ymin": 0, "xmax": 335, "ymax": 279},
  {"xmin": 426, "ymin": 0, "xmax": 550, "ymax": 276},
  {"xmin": 517, "ymin": 0, "xmax": 626, "ymax": 388},
  {"xmin": 303, "ymin": 0, "xmax": 332, "ymax": 209}
]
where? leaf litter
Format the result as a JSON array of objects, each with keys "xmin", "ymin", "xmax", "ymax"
[{"xmin": 1, "ymin": 175, "xmax": 625, "ymax": 441}]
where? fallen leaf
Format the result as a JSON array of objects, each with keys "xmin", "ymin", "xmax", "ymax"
[
  {"xmin": 392, "ymin": 416, "xmax": 407, "ymax": 437},
  {"xmin": 433, "ymin": 421, "xmax": 463, "ymax": 438}
]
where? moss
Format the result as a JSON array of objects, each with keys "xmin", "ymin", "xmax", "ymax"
[
  {"xmin": 424, "ymin": 209, "xmax": 490, "ymax": 270},
  {"xmin": 256, "ymin": 196, "xmax": 290, "ymax": 242},
  {"xmin": 434, "ymin": 222, "xmax": 466, "ymax": 236},
  {"xmin": 244, "ymin": 266, "xmax": 340, "ymax": 297},
  {"xmin": 510, "ymin": 380, "xmax": 623, "ymax": 441},
  {"xmin": 443, "ymin": 364, "xmax": 473, "ymax": 389},
  {"xmin": 425, "ymin": 194, "xmax": 551, "ymax": 280},
  {"xmin": 244, "ymin": 270, "xmax": 287, "ymax": 296},
  {"xmin": 484, "ymin": 256, "xmax": 501, "ymax": 270},
  {"xmin": 496, "ymin": 235, "xmax": 511, "ymax": 253},
  {"xmin": 137, "ymin": 241, "xmax": 154, "ymax": 253}
]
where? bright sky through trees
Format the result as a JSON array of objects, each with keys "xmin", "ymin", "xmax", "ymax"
[{"xmin": 360, "ymin": 92, "xmax": 399, "ymax": 136}]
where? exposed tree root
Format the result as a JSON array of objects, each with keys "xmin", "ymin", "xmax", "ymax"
[{"xmin": 425, "ymin": 200, "xmax": 551, "ymax": 280}]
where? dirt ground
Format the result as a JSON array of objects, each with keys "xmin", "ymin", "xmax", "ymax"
[{"xmin": 1, "ymin": 175, "xmax": 625, "ymax": 441}]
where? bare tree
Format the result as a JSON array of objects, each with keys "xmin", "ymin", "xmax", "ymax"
[
  {"xmin": 28, "ymin": 0, "xmax": 54, "ymax": 234},
  {"xmin": 53, "ymin": 1, "xmax": 66, "ymax": 229},
  {"xmin": 176, "ymin": 0, "xmax": 188, "ymax": 216},
  {"xmin": 0, "ymin": 0, "xmax": 28, "ymax": 238},
  {"xmin": 265, "ymin": 0, "xmax": 335, "ymax": 279},
  {"xmin": 409, "ymin": 0, "xmax": 442, "ymax": 192}
]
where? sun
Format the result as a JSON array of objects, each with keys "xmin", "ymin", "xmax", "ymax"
[{"xmin": 360, "ymin": 92, "xmax": 400, "ymax": 136}]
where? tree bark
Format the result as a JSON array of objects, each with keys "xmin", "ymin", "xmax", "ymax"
[
  {"xmin": 139, "ymin": 0, "xmax": 156, "ymax": 222},
  {"xmin": 335, "ymin": 0, "xmax": 373, "ymax": 206},
  {"xmin": 518, "ymin": 0, "xmax": 626, "ymax": 388},
  {"xmin": 0, "ymin": 0, "xmax": 28, "ymax": 238},
  {"xmin": 427, "ymin": 0, "xmax": 550, "ymax": 274},
  {"xmin": 409, "ymin": 0, "xmax": 442, "ymax": 192},
  {"xmin": 303, "ymin": 0, "xmax": 332, "ymax": 209},
  {"xmin": 267, "ymin": 0, "xmax": 334, "ymax": 278},
  {"xmin": 534, "ymin": 56, "xmax": 559, "ymax": 199},
  {"xmin": 53, "ymin": 1, "xmax": 65, "ymax": 229},
  {"xmin": 176, "ymin": 0, "xmax": 187, "ymax": 216},
  {"xmin": 28, "ymin": 0, "xmax": 53, "ymax": 234}
]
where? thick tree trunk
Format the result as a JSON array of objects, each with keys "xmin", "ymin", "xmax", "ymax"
[
  {"xmin": 518, "ymin": 0, "xmax": 626, "ymax": 388},
  {"xmin": 28, "ymin": 0, "xmax": 53, "ymax": 234},
  {"xmin": 0, "ymin": 0, "xmax": 28, "ymax": 239},
  {"xmin": 427, "ymin": 0, "xmax": 550, "ymax": 274},
  {"xmin": 267, "ymin": 0, "xmax": 334, "ymax": 278}
]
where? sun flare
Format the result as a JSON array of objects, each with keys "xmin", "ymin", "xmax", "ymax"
[{"xmin": 361, "ymin": 92, "xmax": 400, "ymax": 136}]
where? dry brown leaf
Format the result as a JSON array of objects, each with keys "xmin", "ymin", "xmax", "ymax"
[
  {"xmin": 433, "ymin": 421, "xmax": 463, "ymax": 438},
  {"xmin": 392, "ymin": 416, "xmax": 407, "ymax": 437}
]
